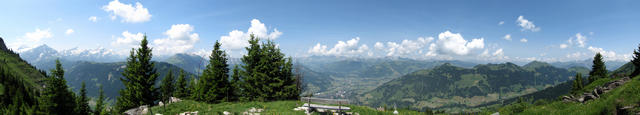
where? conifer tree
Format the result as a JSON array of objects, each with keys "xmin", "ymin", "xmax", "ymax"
[
  {"xmin": 188, "ymin": 76, "xmax": 198, "ymax": 100},
  {"xmin": 230, "ymin": 65, "xmax": 242, "ymax": 101},
  {"xmin": 40, "ymin": 59, "xmax": 77, "ymax": 114},
  {"xmin": 571, "ymin": 73, "xmax": 584, "ymax": 95},
  {"xmin": 196, "ymin": 41, "xmax": 231, "ymax": 103},
  {"xmin": 588, "ymin": 53, "xmax": 607, "ymax": 83},
  {"xmin": 116, "ymin": 35, "xmax": 159, "ymax": 112},
  {"xmin": 160, "ymin": 70, "xmax": 175, "ymax": 103},
  {"xmin": 94, "ymin": 85, "xmax": 105, "ymax": 115},
  {"xmin": 174, "ymin": 70, "xmax": 189, "ymax": 98},
  {"xmin": 241, "ymin": 35, "xmax": 265, "ymax": 101},
  {"xmin": 631, "ymin": 44, "xmax": 640, "ymax": 77},
  {"xmin": 77, "ymin": 82, "xmax": 91, "ymax": 115}
]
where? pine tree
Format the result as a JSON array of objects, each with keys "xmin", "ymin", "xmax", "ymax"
[
  {"xmin": 174, "ymin": 70, "xmax": 189, "ymax": 98},
  {"xmin": 196, "ymin": 41, "xmax": 231, "ymax": 103},
  {"xmin": 188, "ymin": 76, "xmax": 198, "ymax": 100},
  {"xmin": 116, "ymin": 35, "xmax": 159, "ymax": 112},
  {"xmin": 230, "ymin": 65, "xmax": 243, "ymax": 101},
  {"xmin": 94, "ymin": 85, "xmax": 105, "ymax": 115},
  {"xmin": 571, "ymin": 73, "xmax": 584, "ymax": 95},
  {"xmin": 631, "ymin": 44, "xmax": 640, "ymax": 77},
  {"xmin": 40, "ymin": 59, "xmax": 77, "ymax": 114},
  {"xmin": 77, "ymin": 82, "xmax": 91, "ymax": 115},
  {"xmin": 160, "ymin": 70, "xmax": 175, "ymax": 104},
  {"xmin": 588, "ymin": 53, "xmax": 607, "ymax": 83},
  {"xmin": 241, "ymin": 35, "xmax": 266, "ymax": 101}
]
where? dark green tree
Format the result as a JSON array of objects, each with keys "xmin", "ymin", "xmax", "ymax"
[
  {"xmin": 588, "ymin": 53, "xmax": 607, "ymax": 83},
  {"xmin": 77, "ymin": 82, "xmax": 91, "ymax": 115},
  {"xmin": 240, "ymin": 35, "xmax": 299, "ymax": 101},
  {"xmin": 116, "ymin": 35, "xmax": 159, "ymax": 112},
  {"xmin": 174, "ymin": 70, "xmax": 189, "ymax": 98},
  {"xmin": 188, "ymin": 76, "xmax": 197, "ymax": 100},
  {"xmin": 40, "ymin": 59, "xmax": 77, "ymax": 114},
  {"xmin": 94, "ymin": 85, "xmax": 105, "ymax": 115},
  {"xmin": 230, "ymin": 65, "xmax": 243, "ymax": 101},
  {"xmin": 160, "ymin": 70, "xmax": 175, "ymax": 103},
  {"xmin": 571, "ymin": 73, "xmax": 584, "ymax": 95},
  {"xmin": 196, "ymin": 41, "xmax": 231, "ymax": 103},
  {"xmin": 631, "ymin": 44, "xmax": 640, "ymax": 77}
]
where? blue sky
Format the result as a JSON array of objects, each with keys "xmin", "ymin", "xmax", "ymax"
[{"xmin": 1, "ymin": 0, "xmax": 639, "ymax": 62}]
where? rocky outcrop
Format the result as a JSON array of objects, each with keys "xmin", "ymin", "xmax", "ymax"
[
  {"xmin": 563, "ymin": 77, "xmax": 631, "ymax": 103},
  {"xmin": 0, "ymin": 37, "xmax": 8, "ymax": 51},
  {"xmin": 124, "ymin": 105, "xmax": 149, "ymax": 115}
]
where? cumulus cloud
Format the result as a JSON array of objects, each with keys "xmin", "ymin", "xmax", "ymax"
[
  {"xmin": 498, "ymin": 21, "xmax": 505, "ymax": 25},
  {"xmin": 568, "ymin": 33, "xmax": 587, "ymax": 47},
  {"xmin": 65, "ymin": 29, "xmax": 74, "ymax": 35},
  {"xmin": 153, "ymin": 24, "xmax": 200, "ymax": 55},
  {"xmin": 492, "ymin": 48, "xmax": 504, "ymax": 56},
  {"xmin": 383, "ymin": 37, "xmax": 433, "ymax": 56},
  {"xmin": 220, "ymin": 19, "xmax": 282, "ymax": 50},
  {"xmin": 102, "ymin": 0, "xmax": 151, "ymax": 23},
  {"xmin": 516, "ymin": 16, "xmax": 540, "ymax": 32},
  {"xmin": 111, "ymin": 31, "xmax": 144, "ymax": 48},
  {"xmin": 587, "ymin": 46, "xmax": 631, "ymax": 61},
  {"xmin": 88, "ymin": 16, "xmax": 98, "ymax": 22},
  {"xmin": 7, "ymin": 28, "xmax": 54, "ymax": 52},
  {"xmin": 560, "ymin": 44, "xmax": 568, "ymax": 49},
  {"xmin": 503, "ymin": 34, "xmax": 512, "ymax": 41},
  {"xmin": 308, "ymin": 37, "xmax": 369, "ymax": 56},
  {"xmin": 374, "ymin": 42, "xmax": 384, "ymax": 50},
  {"xmin": 520, "ymin": 38, "xmax": 528, "ymax": 43},
  {"xmin": 24, "ymin": 28, "xmax": 53, "ymax": 42},
  {"xmin": 433, "ymin": 31, "xmax": 484, "ymax": 55}
]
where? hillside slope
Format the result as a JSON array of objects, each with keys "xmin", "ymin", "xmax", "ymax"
[
  {"xmin": 0, "ymin": 41, "xmax": 47, "ymax": 113},
  {"xmin": 358, "ymin": 62, "xmax": 580, "ymax": 112}
]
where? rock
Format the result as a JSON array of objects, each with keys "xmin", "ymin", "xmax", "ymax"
[
  {"xmin": 170, "ymin": 97, "xmax": 182, "ymax": 103},
  {"xmin": 123, "ymin": 105, "xmax": 149, "ymax": 115},
  {"xmin": 491, "ymin": 112, "xmax": 500, "ymax": 115},
  {"xmin": 179, "ymin": 111, "xmax": 198, "ymax": 115},
  {"xmin": 582, "ymin": 94, "xmax": 597, "ymax": 102},
  {"xmin": 159, "ymin": 102, "xmax": 164, "ymax": 106},
  {"xmin": 223, "ymin": 111, "xmax": 231, "ymax": 115}
]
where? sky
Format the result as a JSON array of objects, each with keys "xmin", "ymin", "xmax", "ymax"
[{"xmin": 1, "ymin": 0, "xmax": 639, "ymax": 62}]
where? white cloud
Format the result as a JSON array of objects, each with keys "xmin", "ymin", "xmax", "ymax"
[
  {"xmin": 153, "ymin": 24, "xmax": 200, "ymax": 55},
  {"xmin": 88, "ymin": 16, "xmax": 98, "ymax": 22},
  {"xmin": 560, "ymin": 44, "xmax": 568, "ymax": 49},
  {"xmin": 492, "ymin": 48, "xmax": 504, "ymax": 56},
  {"xmin": 7, "ymin": 28, "xmax": 54, "ymax": 52},
  {"xmin": 498, "ymin": 21, "xmax": 505, "ymax": 25},
  {"xmin": 374, "ymin": 42, "xmax": 384, "ymax": 50},
  {"xmin": 102, "ymin": 0, "xmax": 151, "ymax": 23},
  {"xmin": 384, "ymin": 37, "xmax": 433, "ymax": 56},
  {"xmin": 308, "ymin": 37, "xmax": 369, "ymax": 56},
  {"xmin": 503, "ymin": 34, "xmax": 512, "ymax": 41},
  {"xmin": 65, "ymin": 29, "xmax": 74, "ymax": 35},
  {"xmin": 587, "ymin": 46, "xmax": 631, "ymax": 61},
  {"xmin": 24, "ymin": 28, "xmax": 53, "ymax": 42},
  {"xmin": 220, "ymin": 19, "xmax": 282, "ymax": 50},
  {"xmin": 520, "ymin": 38, "xmax": 528, "ymax": 43},
  {"xmin": 111, "ymin": 31, "xmax": 144, "ymax": 47},
  {"xmin": 433, "ymin": 31, "xmax": 484, "ymax": 55},
  {"xmin": 570, "ymin": 33, "xmax": 587, "ymax": 47},
  {"xmin": 566, "ymin": 52, "xmax": 587, "ymax": 60},
  {"xmin": 516, "ymin": 16, "xmax": 540, "ymax": 32}
]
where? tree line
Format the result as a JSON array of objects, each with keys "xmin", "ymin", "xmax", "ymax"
[
  {"xmin": 570, "ymin": 44, "xmax": 640, "ymax": 95},
  {"xmin": 115, "ymin": 34, "xmax": 302, "ymax": 112}
]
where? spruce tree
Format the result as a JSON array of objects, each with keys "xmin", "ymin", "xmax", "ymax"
[
  {"xmin": 631, "ymin": 44, "xmax": 640, "ymax": 77},
  {"xmin": 196, "ymin": 41, "xmax": 231, "ymax": 103},
  {"xmin": 588, "ymin": 53, "xmax": 607, "ymax": 83},
  {"xmin": 241, "ymin": 35, "xmax": 266, "ymax": 101},
  {"xmin": 94, "ymin": 85, "xmax": 105, "ymax": 115},
  {"xmin": 230, "ymin": 65, "xmax": 242, "ymax": 101},
  {"xmin": 188, "ymin": 76, "xmax": 198, "ymax": 100},
  {"xmin": 160, "ymin": 70, "xmax": 175, "ymax": 104},
  {"xmin": 571, "ymin": 73, "xmax": 584, "ymax": 95},
  {"xmin": 116, "ymin": 35, "xmax": 159, "ymax": 112},
  {"xmin": 174, "ymin": 70, "xmax": 189, "ymax": 98},
  {"xmin": 40, "ymin": 59, "xmax": 77, "ymax": 114},
  {"xmin": 77, "ymin": 82, "xmax": 91, "ymax": 115}
]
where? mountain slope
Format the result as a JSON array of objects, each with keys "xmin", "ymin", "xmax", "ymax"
[
  {"xmin": 0, "ymin": 41, "xmax": 47, "ymax": 112},
  {"xmin": 358, "ymin": 62, "xmax": 578, "ymax": 112}
]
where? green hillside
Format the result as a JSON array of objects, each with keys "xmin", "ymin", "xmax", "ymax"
[
  {"xmin": 0, "ymin": 46, "xmax": 47, "ymax": 113},
  {"xmin": 148, "ymin": 100, "xmax": 426, "ymax": 115},
  {"xmin": 358, "ymin": 62, "xmax": 579, "ymax": 112}
]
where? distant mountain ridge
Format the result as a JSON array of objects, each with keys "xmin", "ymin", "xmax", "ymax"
[{"xmin": 358, "ymin": 61, "xmax": 582, "ymax": 112}]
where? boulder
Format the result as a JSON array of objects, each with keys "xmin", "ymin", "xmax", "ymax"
[
  {"xmin": 179, "ymin": 111, "xmax": 198, "ymax": 115},
  {"xmin": 123, "ymin": 105, "xmax": 149, "ymax": 115}
]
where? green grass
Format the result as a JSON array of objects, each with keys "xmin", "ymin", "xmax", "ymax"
[
  {"xmin": 496, "ymin": 76, "xmax": 640, "ymax": 115},
  {"xmin": 149, "ymin": 100, "xmax": 426, "ymax": 115}
]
